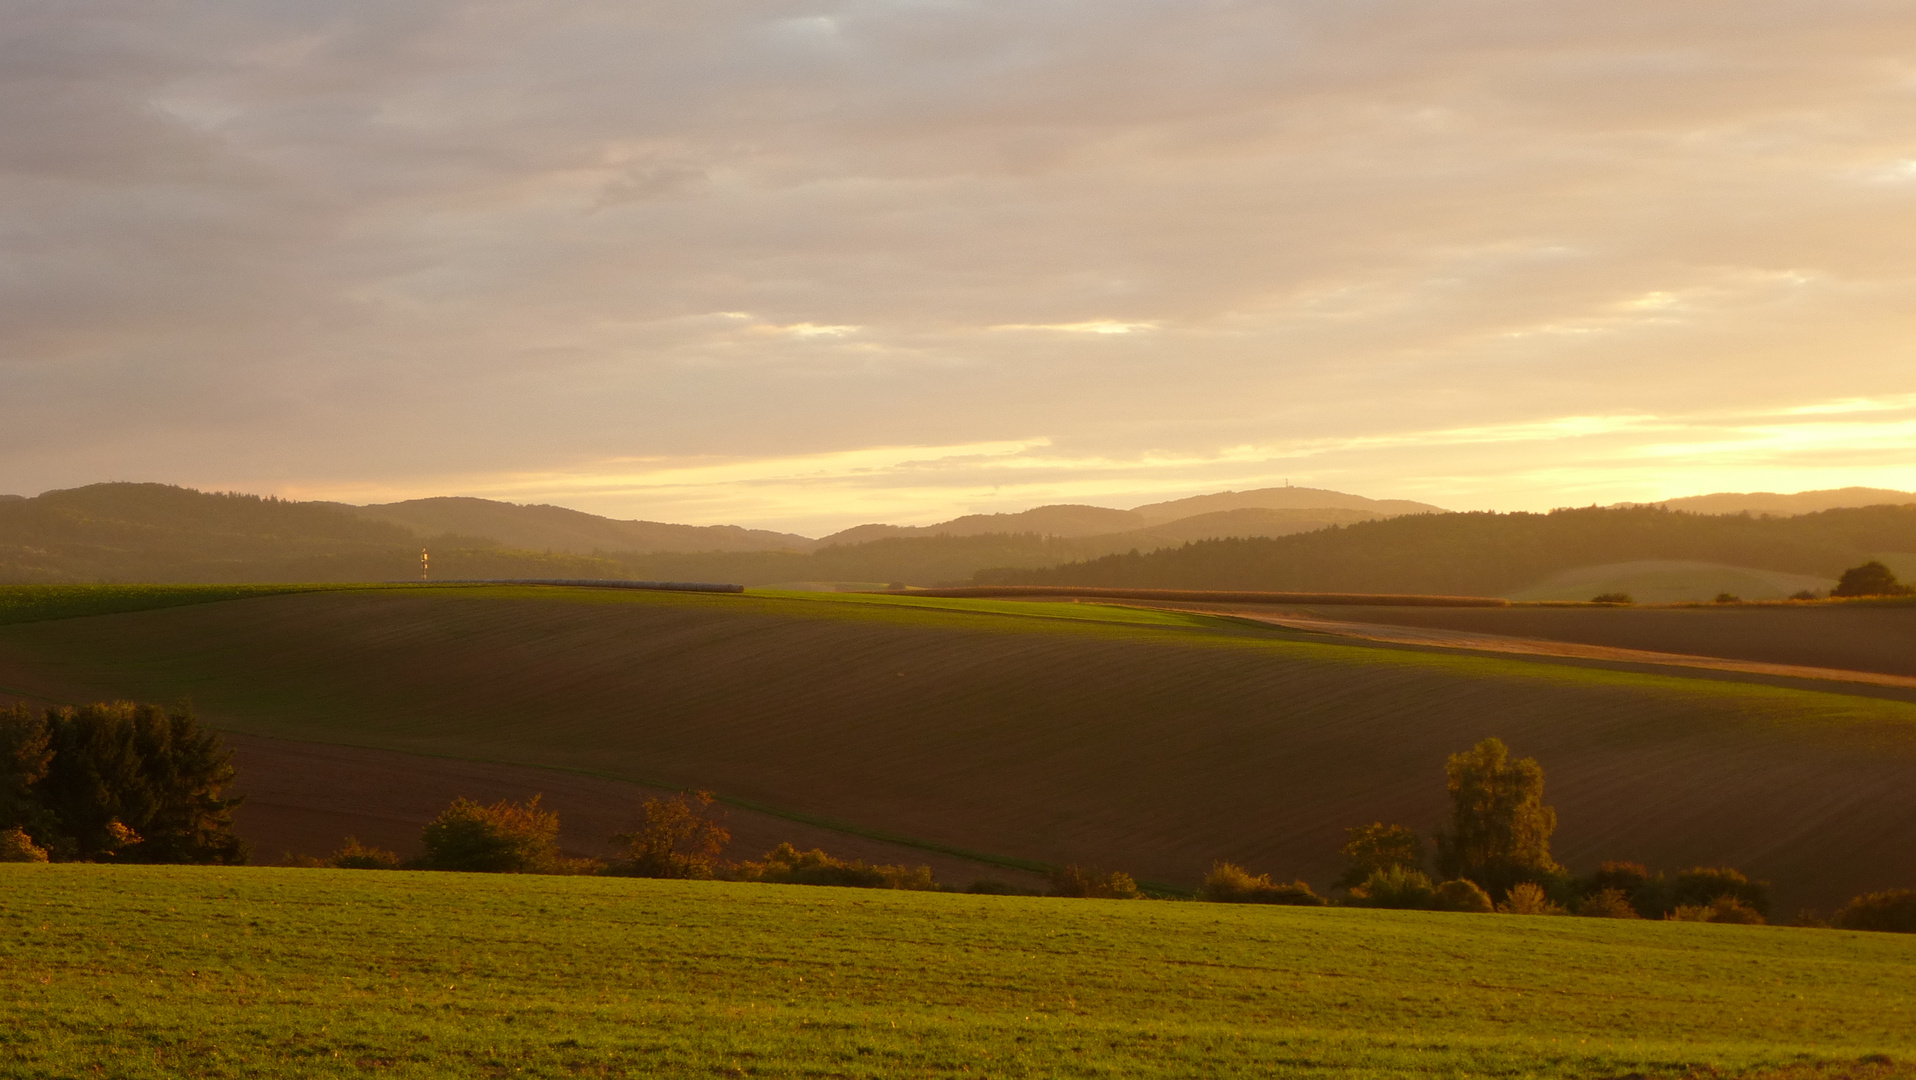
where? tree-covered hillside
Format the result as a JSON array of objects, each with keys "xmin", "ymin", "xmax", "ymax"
[{"xmin": 976, "ymin": 504, "xmax": 1916, "ymax": 596}]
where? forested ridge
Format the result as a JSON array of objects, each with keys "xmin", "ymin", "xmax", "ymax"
[{"xmin": 976, "ymin": 504, "xmax": 1916, "ymax": 596}]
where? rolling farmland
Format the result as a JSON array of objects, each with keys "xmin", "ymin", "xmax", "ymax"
[
  {"xmin": 1, "ymin": 585, "xmax": 1914, "ymax": 911},
  {"xmin": 3, "ymin": 864, "xmax": 1914, "ymax": 1078}
]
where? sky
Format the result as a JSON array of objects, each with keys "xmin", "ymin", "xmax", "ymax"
[{"xmin": 3, "ymin": 1, "xmax": 1915, "ymax": 536}]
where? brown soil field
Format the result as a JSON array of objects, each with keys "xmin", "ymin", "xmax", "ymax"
[
  {"xmin": 222, "ymin": 732, "xmax": 1049, "ymax": 889},
  {"xmin": 2, "ymin": 586, "xmax": 1914, "ymax": 912},
  {"xmin": 1277, "ymin": 602, "xmax": 1916, "ymax": 678}
]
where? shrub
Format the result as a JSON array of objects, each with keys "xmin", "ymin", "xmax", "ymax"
[
  {"xmin": 416, "ymin": 795, "xmax": 561, "ymax": 873},
  {"xmin": 1497, "ymin": 882, "xmax": 1565, "ymax": 915},
  {"xmin": 1577, "ymin": 888, "xmax": 1640, "ymax": 918},
  {"xmin": 1667, "ymin": 897, "xmax": 1765, "ymax": 924},
  {"xmin": 965, "ymin": 879, "xmax": 1038, "ymax": 895},
  {"xmin": 1434, "ymin": 738, "xmax": 1560, "ymax": 899},
  {"xmin": 327, "ymin": 837, "xmax": 402, "ymax": 870},
  {"xmin": 1590, "ymin": 592, "xmax": 1633, "ymax": 604},
  {"xmin": 1349, "ymin": 866, "xmax": 1439, "ymax": 909},
  {"xmin": 1833, "ymin": 561, "xmax": 1911, "ymax": 598},
  {"xmin": 1672, "ymin": 866, "xmax": 1771, "ymax": 917},
  {"xmin": 0, "ymin": 704, "xmax": 53, "ymax": 840},
  {"xmin": 1434, "ymin": 878, "xmax": 1494, "ymax": 913},
  {"xmin": 0, "ymin": 825, "xmax": 48, "ymax": 863},
  {"xmin": 1201, "ymin": 862, "xmax": 1326, "ymax": 905},
  {"xmin": 1047, "ymin": 864, "xmax": 1142, "ymax": 899},
  {"xmin": 611, "ymin": 790, "xmax": 730, "ymax": 879},
  {"xmin": 734, "ymin": 843, "xmax": 938, "ymax": 890},
  {"xmin": 1789, "ymin": 589, "xmax": 1821, "ymax": 601},
  {"xmin": 1714, "ymin": 592, "xmax": 1740, "ymax": 604},
  {"xmin": 1336, "ymin": 823, "xmax": 1424, "ymax": 889},
  {"xmin": 1837, "ymin": 889, "xmax": 1916, "ymax": 933}
]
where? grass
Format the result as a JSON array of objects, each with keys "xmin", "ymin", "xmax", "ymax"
[
  {"xmin": 4, "ymin": 585, "xmax": 1916, "ymax": 911},
  {"xmin": 3, "ymin": 863, "xmax": 1914, "ymax": 1079},
  {"xmin": 0, "ymin": 583, "xmax": 381, "ymax": 627}
]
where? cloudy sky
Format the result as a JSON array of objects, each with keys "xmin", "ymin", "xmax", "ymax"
[{"xmin": 4, "ymin": 1, "xmax": 1914, "ymax": 534}]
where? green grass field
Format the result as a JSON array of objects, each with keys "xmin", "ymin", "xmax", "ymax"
[
  {"xmin": 3, "ymin": 584, "xmax": 1916, "ymax": 912},
  {"xmin": 4, "ymin": 864, "xmax": 1914, "ymax": 1079}
]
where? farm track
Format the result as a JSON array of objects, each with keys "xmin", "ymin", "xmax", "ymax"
[
  {"xmin": 2, "ymin": 587, "xmax": 1915, "ymax": 910},
  {"xmin": 1144, "ymin": 604, "xmax": 1916, "ymax": 693}
]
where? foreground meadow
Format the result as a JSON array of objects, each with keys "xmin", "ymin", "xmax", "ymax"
[{"xmin": 3, "ymin": 865, "xmax": 1914, "ymax": 1078}]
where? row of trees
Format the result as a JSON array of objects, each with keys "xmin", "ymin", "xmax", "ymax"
[
  {"xmin": 1197, "ymin": 737, "xmax": 1914, "ymax": 933},
  {"xmin": 1, "ymin": 702, "xmax": 246, "ymax": 864}
]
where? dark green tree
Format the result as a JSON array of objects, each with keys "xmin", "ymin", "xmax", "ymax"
[
  {"xmin": 1832, "ymin": 560, "xmax": 1909, "ymax": 597},
  {"xmin": 0, "ymin": 704, "xmax": 53, "ymax": 837},
  {"xmin": 34, "ymin": 702, "xmax": 246, "ymax": 864},
  {"xmin": 1434, "ymin": 737, "xmax": 1560, "ymax": 898}
]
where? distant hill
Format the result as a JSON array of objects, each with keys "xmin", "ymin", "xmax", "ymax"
[
  {"xmin": 817, "ymin": 504, "xmax": 1147, "ymax": 546},
  {"xmin": 815, "ymin": 487, "xmax": 1439, "ymax": 546},
  {"xmin": 0, "ymin": 483, "xmax": 641, "ymax": 584},
  {"xmin": 1131, "ymin": 485, "xmax": 1443, "ymax": 522},
  {"xmin": 976, "ymin": 504, "xmax": 1916, "ymax": 597},
  {"xmin": 1648, "ymin": 487, "xmax": 1916, "ymax": 517},
  {"xmin": 351, "ymin": 496, "xmax": 810, "ymax": 555},
  {"xmin": 1112, "ymin": 506, "xmax": 1386, "ymax": 545}
]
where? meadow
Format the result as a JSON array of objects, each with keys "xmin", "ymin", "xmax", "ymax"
[
  {"xmin": 3, "ymin": 585, "xmax": 1915, "ymax": 911},
  {"xmin": 4, "ymin": 863, "xmax": 1915, "ymax": 1078}
]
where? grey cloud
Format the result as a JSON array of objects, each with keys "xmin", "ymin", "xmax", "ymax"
[{"xmin": 1, "ymin": 1, "xmax": 1913, "ymax": 518}]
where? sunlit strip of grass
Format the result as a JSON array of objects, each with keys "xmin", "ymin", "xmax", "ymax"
[{"xmin": 2, "ymin": 864, "xmax": 1913, "ymax": 1079}]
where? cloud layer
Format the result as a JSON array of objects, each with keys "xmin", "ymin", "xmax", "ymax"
[{"xmin": 3, "ymin": 1, "xmax": 1913, "ymax": 531}]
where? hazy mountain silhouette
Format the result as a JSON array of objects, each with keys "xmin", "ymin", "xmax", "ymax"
[
  {"xmin": 351, "ymin": 496, "xmax": 810, "ymax": 555},
  {"xmin": 1130, "ymin": 485, "xmax": 1443, "ymax": 522},
  {"xmin": 1647, "ymin": 487, "xmax": 1915, "ymax": 516}
]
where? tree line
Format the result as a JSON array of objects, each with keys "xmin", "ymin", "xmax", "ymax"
[{"xmin": 6, "ymin": 701, "xmax": 1910, "ymax": 934}]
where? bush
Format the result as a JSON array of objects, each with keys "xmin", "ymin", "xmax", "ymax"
[
  {"xmin": 611, "ymin": 791, "xmax": 730, "ymax": 879},
  {"xmin": 1837, "ymin": 889, "xmax": 1916, "ymax": 933},
  {"xmin": 1047, "ymin": 864, "xmax": 1142, "ymax": 899},
  {"xmin": 1590, "ymin": 592, "xmax": 1633, "ymax": 604},
  {"xmin": 1672, "ymin": 866, "xmax": 1771, "ymax": 917},
  {"xmin": 1200, "ymin": 862, "xmax": 1326, "ymax": 905},
  {"xmin": 1668, "ymin": 897, "xmax": 1765, "ymax": 924},
  {"xmin": 416, "ymin": 795, "xmax": 561, "ymax": 873},
  {"xmin": 1497, "ymin": 882, "xmax": 1565, "ymax": 915},
  {"xmin": 1833, "ymin": 560, "xmax": 1911, "ymax": 598},
  {"xmin": 327, "ymin": 837, "xmax": 402, "ymax": 870},
  {"xmin": 965, "ymin": 879, "xmax": 1038, "ymax": 895},
  {"xmin": 1713, "ymin": 592, "xmax": 1740, "ymax": 604},
  {"xmin": 1336, "ymin": 823, "xmax": 1424, "ymax": 889},
  {"xmin": 1348, "ymin": 866, "xmax": 1439, "ymax": 909},
  {"xmin": 734, "ymin": 843, "xmax": 938, "ymax": 891},
  {"xmin": 0, "ymin": 825, "xmax": 48, "ymax": 863},
  {"xmin": 1434, "ymin": 878, "xmax": 1494, "ymax": 913},
  {"xmin": 1577, "ymin": 888, "xmax": 1640, "ymax": 918}
]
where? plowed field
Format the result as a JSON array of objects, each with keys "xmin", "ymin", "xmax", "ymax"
[{"xmin": 2, "ymin": 585, "xmax": 1914, "ymax": 911}]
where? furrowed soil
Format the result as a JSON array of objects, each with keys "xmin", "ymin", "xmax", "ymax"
[
  {"xmin": 4, "ymin": 864, "xmax": 1915, "ymax": 1079},
  {"xmin": 218, "ymin": 733, "xmax": 1048, "ymax": 890},
  {"xmin": 2, "ymin": 586, "xmax": 1915, "ymax": 910}
]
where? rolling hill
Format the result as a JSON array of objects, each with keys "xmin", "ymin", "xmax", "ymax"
[
  {"xmin": 1653, "ymin": 486, "xmax": 1916, "ymax": 516},
  {"xmin": 2, "ymin": 584, "xmax": 1913, "ymax": 913},
  {"xmin": 350, "ymin": 495, "xmax": 811, "ymax": 554},
  {"xmin": 980, "ymin": 504, "xmax": 1916, "ymax": 597}
]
